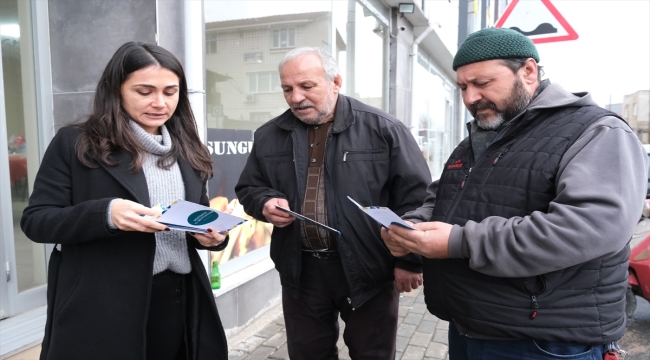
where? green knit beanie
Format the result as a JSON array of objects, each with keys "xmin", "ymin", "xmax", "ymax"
[{"xmin": 453, "ymin": 27, "xmax": 540, "ymax": 71}]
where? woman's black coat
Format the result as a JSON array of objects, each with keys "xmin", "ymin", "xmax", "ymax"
[{"xmin": 21, "ymin": 126, "xmax": 228, "ymax": 360}]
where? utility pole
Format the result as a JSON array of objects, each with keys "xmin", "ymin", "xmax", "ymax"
[
  {"xmin": 454, "ymin": 1, "xmax": 468, "ymax": 146},
  {"xmin": 455, "ymin": 0, "xmax": 483, "ymax": 144},
  {"xmin": 346, "ymin": 0, "xmax": 356, "ymax": 98},
  {"xmin": 457, "ymin": 0, "xmax": 469, "ymax": 50},
  {"xmin": 481, "ymin": 0, "xmax": 488, "ymax": 29}
]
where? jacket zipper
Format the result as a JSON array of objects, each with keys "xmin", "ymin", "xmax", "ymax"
[
  {"xmin": 443, "ymin": 126, "xmax": 510, "ymax": 223},
  {"xmin": 324, "ymin": 132, "xmax": 356, "ymax": 309},
  {"xmin": 460, "ymin": 172, "xmax": 470, "ymax": 190},
  {"xmin": 290, "ymin": 131, "xmax": 307, "ymax": 268},
  {"xmin": 290, "ymin": 131, "xmax": 304, "ymax": 207},
  {"xmin": 478, "ymin": 148, "xmax": 509, "ymax": 191},
  {"xmin": 530, "ymin": 294, "xmax": 539, "ymax": 319},
  {"xmin": 525, "ymin": 275, "xmax": 546, "ymax": 320},
  {"xmin": 343, "ymin": 149, "xmax": 384, "ymax": 162}
]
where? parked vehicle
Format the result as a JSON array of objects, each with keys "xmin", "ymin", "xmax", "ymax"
[
  {"xmin": 643, "ymin": 144, "xmax": 650, "ymax": 199},
  {"xmin": 626, "ymin": 199, "xmax": 650, "ymax": 317}
]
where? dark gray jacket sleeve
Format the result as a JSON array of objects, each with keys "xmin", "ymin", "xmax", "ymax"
[
  {"xmin": 402, "ymin": 180, "xmax": 439, "ymax": 224},
  {"xmin": 396, "ymin": 180, "xmax": 438, "ymax": 272},
  {"xmin": 385, "ymin": 121, "xmax": 434, "ymax": 273},
  {"xmin": 447, "ymin": 116, "xmax": 648, "ymax": 277},
  {"xmin": 235, "ymin": 139, "xmax": 287, "ymax": 222}
]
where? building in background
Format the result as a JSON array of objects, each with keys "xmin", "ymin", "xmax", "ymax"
[
  {"xmin": 622, "ymin": 90, "xmax": 650, "ymax": 144},
  {"xmin": 605, "ymin": 103, "xmax": 622, "ymax": 115},
  {"xmin": 0, "ymin": 0, "xmax": 459, "ymax": 356},
  {"xmin": 205, "ymin": 11, "xmax": 332, "ymax": 131}
]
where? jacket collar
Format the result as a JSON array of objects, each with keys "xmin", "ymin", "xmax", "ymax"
[
  {"xmin": 98, "ymin": 152, "xmax": 203, "ymax": 207},
  {"xmin": 178, "ymin": 157, "xmax": 203, "ymax": 203},
  {"xmin": 273, "ymin": 94, "xmax": 355, "ymax": 133},
  {"xmin": 98, "ymin": 151, "xmax": 150, "ymax": 206}
]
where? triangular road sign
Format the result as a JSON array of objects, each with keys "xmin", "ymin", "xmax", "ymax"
[{"xmin": 495, "ymin": 0, "xmax": 578, "ymax": 44}]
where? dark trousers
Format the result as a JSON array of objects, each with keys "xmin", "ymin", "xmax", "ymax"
[
  {"xmin": 283, "ymin": 253, "xmax": 398, "ymax": 360},
  {"xmin": 448, "ymin": 322, "xmax": 605, "ymax": 360},
  {"xmin": 146, "ymin": 270, "xmax": 188, "ymax": 360}
]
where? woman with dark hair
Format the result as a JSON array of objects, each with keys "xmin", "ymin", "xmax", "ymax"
[{"xmin": 21, "ymin": 42, "xmax": 228, "ymax": 360}]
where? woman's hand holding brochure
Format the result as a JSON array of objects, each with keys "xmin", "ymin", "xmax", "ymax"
[{"xmin": 142, "ymin": 199, "xmax": 248, "ymax": 234}]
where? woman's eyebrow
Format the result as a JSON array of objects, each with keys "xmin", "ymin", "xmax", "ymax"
[{"xmin": 131, "ymin": 84, "xmax": 179, "ymax": 89}]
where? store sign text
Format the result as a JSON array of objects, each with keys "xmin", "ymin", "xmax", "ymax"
[{"xmin": 207, "ymin": 141, "xmax": 254, "ymax": 155}]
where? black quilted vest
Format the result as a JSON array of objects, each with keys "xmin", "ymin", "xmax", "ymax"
[{"xmin": 423, "ymin": 105, "xmax": 629, "ymax": 344}]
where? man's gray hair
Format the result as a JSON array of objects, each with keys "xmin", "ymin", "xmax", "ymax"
[{"xmin": 278, "ymin": 47, "xmax": 339, "ymax": 82}]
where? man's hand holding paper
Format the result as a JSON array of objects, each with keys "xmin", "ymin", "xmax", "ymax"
[
  {"xmin": 262, "ymin": 198, "xmax": 295, "ymax": 228},
  {"xmin": 386, "ymin": 221, "xmax": 452, "ymax": 259},
  {"xmin": 380, "ymin": 224, "xmax": 412, "ymax": 257}
]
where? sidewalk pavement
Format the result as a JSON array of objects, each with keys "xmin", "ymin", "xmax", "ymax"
[
  {"xmin": 228, "ymin": 288, "xmax": 450, "ymax": 360},
  {"xmin": 8, "ymin": 288, "xmax": 448, "ymax": 360}
]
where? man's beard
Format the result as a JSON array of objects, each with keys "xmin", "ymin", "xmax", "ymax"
[
  {"xmin": 469, "ymin": 78, "xmax": 531, "ymax": 130},
  {"xmin": 292, "ymin": 92, "xmax": 336, "ymax": 125}
]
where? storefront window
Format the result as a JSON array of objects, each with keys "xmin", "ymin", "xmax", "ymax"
[
  {"xmin": 413, "ymin": 49, "xmax": 454, "ymax": 180},
  {"xmin": 1, "ymin": 0, "xmax": 46, "ymax": 293},
  {"xmin": 333, "ymin": 0, "xmax": 388, "ymax": 110},
  {"xmin": 203, "ymin": 0, "xmax": 388, "ymax": 267}
]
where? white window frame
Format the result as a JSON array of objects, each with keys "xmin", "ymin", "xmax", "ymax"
[
  {"xmin": 247, "ymin": 71, "xmax": 281, "ymax": 93},
  {"xmin": 206, "ymin": 32, "xmax": 217, "ymax": 54},
  {"xmin": 272, "ymin": 28, "xmax": 295, "ymax": 49},
  {"xmin": 0, "ymin": 1, "xmax": 54, "ymax": 357}
]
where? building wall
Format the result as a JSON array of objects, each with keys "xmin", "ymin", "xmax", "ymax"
[
  {"xmin": 48, "ymin": 0, "xmax": 157, "ymax": 129},
  {"xmin": 215, "ymin": 268, "xmax": 281, "ymax": 336},
  {"xmin": 157, "ymin": 0, "xmax": 186, "ymax": 66},
  {"xmin": 623, "ymin": 90, "xmax": 650, "ymax": 143}
]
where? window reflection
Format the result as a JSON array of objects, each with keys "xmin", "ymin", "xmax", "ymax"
[
  {"xmin": 333, "ymin": 0, "xmax": 387, "ymax": 110},
  {"xmin": 204, "ymin": 0, "xmax": 388, "ymax": 265},
  {"xmin": 413, "ymin": 49, "xmax": 454, "ymax": 180},
  {"xmin": 1, "ymin": 0, "xmax": 46, "ymax": 293},
  {"xmin": 206, "ymin": 32, "xmax": 217, "ymax": 54},
  {"xmin": 205, "ymin": 8, "xmax": 331, "ymax": 131}
]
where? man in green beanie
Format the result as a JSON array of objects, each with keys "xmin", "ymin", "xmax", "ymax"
[{"xmin": 381, "ymin": 27, "xmax": 647, "ymax": 359}]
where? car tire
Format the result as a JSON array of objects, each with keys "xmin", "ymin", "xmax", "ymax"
[{"xmin": 626, "ymin": 287, "xmax": 637, "ymax": 319}]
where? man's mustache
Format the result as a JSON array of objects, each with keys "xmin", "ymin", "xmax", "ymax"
[
  {"xmin": 469, "ymin": 99, "xmax": 498, "ymax": 115},
  {"xmin": 293, "ymin": 101, "xmax": 315, "ymax": 110}
]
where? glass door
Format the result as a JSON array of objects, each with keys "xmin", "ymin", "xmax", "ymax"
[{"xmin": 0, "ymin": 0, "xmax": 47, "ymax": 319}]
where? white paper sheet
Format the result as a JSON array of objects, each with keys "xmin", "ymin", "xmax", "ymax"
[
  {"xmin": 274, "ymin": 205, "xmax": 341, "ymax": 235},
  {"xmin": 145, "ymin": 199, "xmax": 247, "ymax": 233},
  {"xmin": 347, "ymin": 196, "xmax": 415, "ymax": 230}
]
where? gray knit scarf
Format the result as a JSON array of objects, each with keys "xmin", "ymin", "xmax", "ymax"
[{"xmin": 129, "ymin": 121, "xmax": 191, "ymax": 274}]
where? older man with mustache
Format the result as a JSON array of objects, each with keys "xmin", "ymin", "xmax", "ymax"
[
  {"xmin": 382, "ymin": 27, "xmax": 647, "ymax": 360},
  {"xmin": 236, "ymin": 47, "xmax": 431, "ymax": 359}
]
